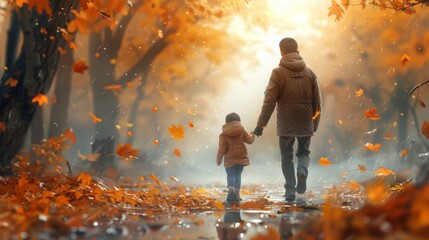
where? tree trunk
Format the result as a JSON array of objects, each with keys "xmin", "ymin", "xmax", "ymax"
[
  {"xmin": 0, "ymin": 1, "xmax": 78, "ymax": 175},
  {"xmin": 31, "ymin": 108, "xmax": 45, "ymax": 144}
]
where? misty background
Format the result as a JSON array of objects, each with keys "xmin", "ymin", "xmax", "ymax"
[{"xmin": 2, "ymin": 0, "xmax": 429, "ymax": 189}]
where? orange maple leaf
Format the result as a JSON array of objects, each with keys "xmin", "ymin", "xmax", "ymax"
[
  {"xmin": 64, "ymin": 128, "xmax": 76, "ymax": 144},
  {"xmin": 32, "ymin": 94, "xmax": 49, "ymax": 106},
  {"xmin": 312, "ymin": 110, "xmax": 320, "ymax": 122},
  {"xmin": 104, "ymin": 84, "xmax": 122, "ymax": 90},
  {"xmin": 115, "ymin": 143, "xmax": 139, "ymax": 160},
  {"xmin": 148, "ymin": 175, "xmax": 160, "ymax": 185},
  {"xmin": 57, "ymin": 47, "xmax": 67, "ymax": 55},
  {"xmin": 328, "ymin": 0, "xmax": 344, "ymax": 21},
  {"xmin": 421, "ymin": 120, "xmax": 429, "ymax": 139},
  {"xmin": 88, "ymin": 112, "xmax": 102, "ymax": 123},
  {"xmin": 364, "ymin": 108, "xmax": 381, "ymax": 120},
  {"xmin": 355, "ymin": 88, "xmax": 364, "ymax": 97},
  {"xmin": 399, "ymin": 149, "xmax": 409, "ymax": 157},
  {"xmin": 383, "ymin": 133, "xmax": 394, "ymax": 139},
  {"xmin": 401, "ymin": 54, "xmax": 411, "ymax": 66},
  {"xmin": 0, "ymin": 122, "xmax": 6, "ymax": 132},
  {"xmin": 152, "ymin": 106, "xmax": 158, "ymax": 112},
  {"xmin": 55, "ymin": 195, "xmax": 70, "ymax": 207},
  {"xmin": 73, "ymin": 60, "xmax": 89, "ymax": 74},
  {"xmin": 374, "ymin": 167, "xmax": 395, "ymax": 176},
  {"xmin": 358, "ymin": 164, "xmax": 367, "ymax": 172},
  {"xmin": 77, "ymin": 151, "xmax": 100, "ymax": 162},
  {"xmin": 24, "ymin": 0, "xmax": 52, "ymax": 15},
  {"xmin": 78, "ymin": 172, "xmax": 92, "ymax": 188},
  {"xmin": 319, "ymin": 157, "xmax": 332, "ymax": 166},
  {"xmin": 168, "ymin": 124, "xmax": 185, "ymax": 140},
  {"xmin": 5, "ymin": 78, "xmax": 18, "ymax": 87},
  {"xmin": 364, "ymin": 143, "xmax": 382, "ymax": 152},
  {"xmin": 173, "ymin": 148, "xmax": 181, "ymax": 157},
  {"xmin": 188, "ymin": 121, "xmax": 194, "ymax": 128}
]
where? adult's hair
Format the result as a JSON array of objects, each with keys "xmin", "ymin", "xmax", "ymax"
[{"xmin": 279, "ymin": 37, "xmax": 298, "ymax": 54}]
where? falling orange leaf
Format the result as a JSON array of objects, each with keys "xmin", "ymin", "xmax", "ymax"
[
  {"xmin": 188, "ymin": 121, "xmax": 194, "ymax": 128},
  {"xmin": 383, "ymin": 133, "xmax": 394, "ymax": 139},
  {"xmin": 312, "ymin": 110, "xmax": 320, "ymax": 122},
  {"xmin": 364, "ymin": 143, "xmax": 381, "ymax": 152},
  {"xmin": 399, "ymin": 149, "xmax": 409, "ymax": 157},
  {"xmin": 32, "ymin": 94, "xmax": 49, "ymax": 106},
  {"xmin": 419, "ymin": 100, "xmax": 426, "ymax": 108},
  {"xmin": 73, "ymin": 60, "xmax": 89, "ymax": 74},
  {"xmin": 364, "ymin": 108, "xmax": 381, "ymax": 120},
  {"xmin": 5, "ymin": 78, "xmax": 18, "ymax": 87},
  {"xmin": 77, "ymin": 152, "xmax": 100, "ymax": 162},
  {"xmin": 319, "ymin": 157, "xmax": 332, "ymax": 166},
  {"xmin": 115, "ymin": 144, "xmax": 139, "ymax": 160},
  {"xmin": 64, "ymin": 128, "xmax": 76, "ymax": 144},
  {"xmin": 401, "ymin": 54, "xmax": 411, "ymax": 66},
  {"xmin": 173, "ymin": 148, "xmax": 181, "ymax": 157},
  {"xmin": 109, "ymin": 58, "xmax": 117, "ymax": 65},
  {"xmin": 104, "ymin": 84, "xmax": 122, "ymax": 90},
  {"xmin": 57, "ymin": 47, "xmax": 67, "ymax": 55},
  {"xmin": 88, "ymin": 112, "xmax": 102, "ymax": 123},
  {"xmin": 422, "ymin": 120, "xmax": 429, "ymax": 139},
  {"xmin": 51, "ymin": 95, "xmax": 57, "ymax": 105},
  {"xmin": 148, "ymin": 175, "xmax": 160, "ymax": 185},
  {"xmin": 152, "ymin": 106, "xmax": 158, "ymax": 112},
  {"xmin": 168, "ymin": 124, "xmax": 184, "ymax": 140},
  {"xmin": 0, "ymin": 122, "xmax": 6, "ymax": 132},
  {"xmin": 157, "ymin": 29, "xmax": 164, "ymax": 38},
  {"xmin": 153, "ymin": 139, "xmax": 159, "ymax": 145},
  {"xmin": 170, "ymin": 176, "xmax": 180, "ymax": 182},
  {"xmin": 355, "ymin": 88, "xmax": 364, "ymax": 97},
  {"xmin": 127, "ymin": 131, "xmax": 132, "ymax": 136},
  {"xmin": 374, "ymin": 167, "xmax": 395, "ymax": 176},
  {"xmin": 358, "ymin": 164, "xmax": 367, "ymax": 172}
]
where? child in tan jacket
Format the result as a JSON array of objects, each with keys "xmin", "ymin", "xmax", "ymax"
[{"xmin": 217, "ymin": 112, "xmax": 255, "ymax": 204}]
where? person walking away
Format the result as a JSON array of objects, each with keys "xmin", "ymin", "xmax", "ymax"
[
  {"xmin": 254, "ymin": 37, "xmax": 322, "ymax": 202},
  {"xmin": 217, "ymin": 112, "xmax": 255, "ymax": 204}
]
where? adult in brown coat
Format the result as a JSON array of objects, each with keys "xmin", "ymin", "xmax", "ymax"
[
  {"xmin": 217, "ymin": 112, "xmax": 255, "ymax": 203},
  {"xmin": 254, "ymin": 37, "xmax": 322, "ymax": 202}
]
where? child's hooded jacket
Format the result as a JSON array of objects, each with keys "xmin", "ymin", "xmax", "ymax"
[{"xmin": 216, "ymin": 121, "xmax": 255, "ymax": 168}]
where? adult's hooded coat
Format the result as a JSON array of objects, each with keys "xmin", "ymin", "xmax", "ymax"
[
  {"xmin": 257, "ymin": 52, "xmax": 322, "ymax": 136},
  {"xmin": 216, "ymin": 121, "xmax": 255, "ymax": 168}
]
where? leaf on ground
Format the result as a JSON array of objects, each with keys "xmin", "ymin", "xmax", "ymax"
[
  {"xmin": 148, "ymin": 175, "xmax": 160, "ymax": 185},
  {"xmin": 78, "ymin": 172, "xmax": 92, "ymax": 188},
  {"xmin": 55, "ymin": 195, "xmax": 70, "ymax": 207},
  {"xmin": 364, "ymin": 108, "xmax": 381, "ymax": 120},
  {"xmin": 374, "ymin": 167, "xmax": 395, "ymax": 176},
  {"xmin": 73, "ymin": 60, "xmax": 89, "ymax": 74},
  {"xmin": 115, "ymin": 144, "xmax": 139, "ymax": 160},
  {"xmin": 88, "ymin": 112, "xmax": 102, "ymax": 123},
  {"xmin": 32, "ymin": 94, "xmax": 49, "ymax": 106},
  {"xmin": 168, "ymin": 124, "xmax": 185, "ymax": 140},
  {"xmin": 319, "ymin": 157, "xmax": 332, "ymax": 166},
  {"xmin": 364, "ymin": 143, "xmax": 381, "ymax": 152},
  {"xmin": 347, "ymin": 181, "xmax": 361, "ymax": 191}
]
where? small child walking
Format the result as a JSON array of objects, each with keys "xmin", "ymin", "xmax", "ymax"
[{"xmin": 217, "ymin": 112, "xmax": 255, "ymax": 204}]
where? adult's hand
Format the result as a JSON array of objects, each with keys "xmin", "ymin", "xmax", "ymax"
[{"xmin": 254, "ymin": 126, "xmax": 263, "ymax": 137}]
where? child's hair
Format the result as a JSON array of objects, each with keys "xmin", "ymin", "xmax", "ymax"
[{"xmin": 226, "ymin": 112, "xmax": 241, "ymax": 123}]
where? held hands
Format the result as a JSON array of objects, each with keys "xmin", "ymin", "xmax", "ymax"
[{"xmin": 254, "ymin": 126, "xmax": 263, "ymax": 137}]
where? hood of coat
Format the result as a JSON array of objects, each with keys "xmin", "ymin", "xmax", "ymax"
[
  {"xmin": 279, "ymin": 52, "xmax": 306, "ymax": 72},
  {"xmin": 221, "ymin": 121, "xmax": 244, "ymax": 137}
]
